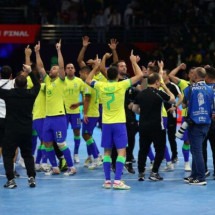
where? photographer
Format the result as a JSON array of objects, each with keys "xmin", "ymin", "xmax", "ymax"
[{"xmin": 183, "ymin": 67, "xmax": 214, "ymax": 185}]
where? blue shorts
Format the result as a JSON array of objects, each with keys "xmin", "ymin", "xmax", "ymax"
[
  {"xmin": 101, "ymin": 123, "xmax": 128, "ymax": 149},
  {"xmin": 43, "ymin": 115, "xmax": 67, "ymax": 143},
  {"xmin": 162, "ymin": 117, "xmax": 167, "ymax": 129},
  {"xmin": 33, "ymin": 118, "xmax": 44, "ymax": 141},
  {"xmin": 181, "ymin": 117, "xmax": 189, "ymax": 141},
  {"xmin": 82, "ymin": 117, "xmax": 98, "ymax": 136},
  {"xmin": 66, "ymin": 113, "xmax": 81, "ymax": 130}
]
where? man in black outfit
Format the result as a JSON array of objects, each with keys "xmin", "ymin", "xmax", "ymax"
[
  {"xmin": 0, "ymin": 64, "xmax": 40, "ymax": 189},
  {"xmin": 132, "ymin": 73, "xmax": 175, "ymax": 181}
]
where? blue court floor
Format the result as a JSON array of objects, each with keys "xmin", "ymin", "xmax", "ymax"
[{"xmin": 0, "ymin": 126, "xmax": 215, "ymax": 215}]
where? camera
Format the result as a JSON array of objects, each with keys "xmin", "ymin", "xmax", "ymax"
[{"xmin": 175, "ymin": 121, "xmax": 189, "ymax": 139}]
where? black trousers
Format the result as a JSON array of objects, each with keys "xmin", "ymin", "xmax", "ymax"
[
  {"xmin": 202, "ymin": 123, "xmax": 215, "ymax": 174},
  {"xmin": 0, "ymin": 118, "xmax": 5, "ymax": 147},
  {"xmin": 138, "ymin": 129, "xmax": 166, "ymax": 173},
  {"xmin": 126, "ymin": 121, "xmax": 138, "ymax": 162},
  {"xmin": 2, "ymin": 130, "xmax": 36, "ymax": 181},
  {"xmin": 167, "ymin": 114, "xmax": 178, "ymax": 159}
]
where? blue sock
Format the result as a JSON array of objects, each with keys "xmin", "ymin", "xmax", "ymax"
[
  {"xmin": 103, "ymin": 155, "xmax": 111, "ymax": 180},
  {"xmin": 165, "ymin": 146, "xmax": 171, "ymax": 162},
  {"xmin": 60, "ymin": 145, "xmax": 74, "ymax": 167},
  {"xmin": 182, "ymin": 143, "xmax": 190, "ymax": 162},
  {"xmin": 41, "ymin": 144, "xmax": 48, "ymax": 163},
  {"xmin": 87, "ymin": 145, "xmax": 92, "ymax": 156},
  {"xmin": 74, "ymin": 135, "xmax": 81, "ymax": 154},
  {"xmin": 86, "ymin": 138, "xmax": 98, "ymax": 159},
  {"xmin": 46, "ymin": 146, "xmax": 57, "ymax": 167},
  {"xmin": 115, "ymin": 156, "xmax": 126, "ymax": 180}
]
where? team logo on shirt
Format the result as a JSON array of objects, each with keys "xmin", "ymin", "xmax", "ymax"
[
  {"xmin": 197, "ymin": 93, "xmax": 204, "ymax": 106},
  {"xmin": 47, "ymin": 89, "xmax": 52, "ymax": 96}
]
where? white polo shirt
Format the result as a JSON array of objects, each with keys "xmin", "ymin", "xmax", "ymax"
[{"xmin": 0, "ymin": 79, "xmax": 15, "ymax": 118}]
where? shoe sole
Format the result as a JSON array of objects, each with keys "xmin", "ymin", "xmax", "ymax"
[
  {"xmin": 29, "ymin": 184, "xmax": 36, "ymax": 188},
  {"xmin": 102, "ymin": 185, "xmax": 112, "ymax": 189},
  {"xmin": 189, "ymin": 182, "xmax": 207, "ymax": 185},
  {"xmin": 113, "ymin": 187, "xmax": 131, "ymax": 190},
  {"xmin": 4, "ymin": 185, "xmax": 17, "ymax": 189},
  {"xmin": 138, "ymin": 177, "xmax": 144, "ymax": 181},
  {"xmin": 149, "ymin": 177, "xmax": 163, "ymax": 181}
]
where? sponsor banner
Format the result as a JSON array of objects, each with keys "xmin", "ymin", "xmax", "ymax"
[{"xmin": 0, "ymin": 25, "xmax": 40, "ymax": 43}]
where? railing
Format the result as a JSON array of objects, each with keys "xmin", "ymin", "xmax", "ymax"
[{"xmin": 40, "ymin": 25, "xmax": 170, "ymax": 43}]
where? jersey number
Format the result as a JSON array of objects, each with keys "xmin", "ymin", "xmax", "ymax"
[{"xmin": 106, "ymin": 93, "xmax": 115, "ymax": 110}]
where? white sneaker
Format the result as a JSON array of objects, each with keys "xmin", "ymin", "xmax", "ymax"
[
  {"xmin": 74, "ymin": 154, "xmax": 80, "ymax": 163},
  {"xmin": 45, "ymin": 167, "xmax": 60, "ymax": 175},
  {"xmin": 88, "ymin": 158, "xmax": 103, "ymax": 170},
  {"xmin": 63, "ymin": 167, "xmax": 77, "ymax": 176},
  {"xmin": 35, "ymin": 164, "xmax": 41, "ymax": 172},
  {"xmin": 41, "ymin": 163, "xmax": 51, "ymax": 172},
  {"xmin": 184, "ymin": 162, "xmax": 191, "ymax": 172},
  {"xmin": 164, "ymin": 162, "xmax": 174, "ymax": 171},
  {"xmin": 18, "ymin": 157, "xmax": 26, "ymax": 169},
  {"xmin": 99, "ymin": 154, "xmax": 103, "ymax": 162},
  {"xmin": 84, "ymin": 156, "xmax": 93, "ymax": 167}
]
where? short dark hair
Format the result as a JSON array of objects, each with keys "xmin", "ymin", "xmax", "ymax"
[
  {"xmin": 107, "ymin": 66, "xmax": 118, "ymax": 80},
  {"xmin": 148, "ymin": 73, "xmax": 160, "ymax": 85},
  {"xmin": 79, "ymin": 66, "xmax": 91, "ymax": 73},
  {"xmin": 0, "ymin": 65, "xmax": 12, "ymax": 79},
  {"xmin": 205, "ymin": 66, "xmax": 215, "ymax": 79},
  {"xmin": 15, "ymin": 75, "xmax": 27, "ymax": 88},
  {"xmin": 148, "ymin": 65, "xmax": 159, "ymax": 73}
]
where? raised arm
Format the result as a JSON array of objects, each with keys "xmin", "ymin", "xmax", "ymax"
[
  {"xmin": 168, "ymin": 63, "xmax": 186, "ymax": 84},
  {"xmin": 56, "ymin": 39, "xmax": 65, "ymax": 80},
  {"xmin": 23, "ymin": 64, "xmax": 40, "ymax": 95},
  {"xmin": 25, "ymin": 45, "xmax": 32, "ymax": 66},
  {"xmin": 100, "ymin": 53, "xmax": 112, "ymax": 78},
  {"xmin": 34, "ymin": 41, "xmax": 46, "ymax": 78},
  {"xmin": 77, "ymin": 36, "xmax": 91, "ymax": 68},
  {"xmin": 129, "ymin": 50, "xmax": 144, "ymax": 85},
  {"xmin": 160, "ymin": 82, "xmax": 175, "ymax": 104},
  {"xmin": 86, "ymin": 58, "xmax": 100, "ymax": 85},
  {"xmin": 157, "ymin": 60, "xmax": 164, "ymax": 78},
  {"xmin": 108, "ymin": 38, "xmax": 119, "ymax": 63}
]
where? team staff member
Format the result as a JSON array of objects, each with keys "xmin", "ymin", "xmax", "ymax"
[
  {"xmin": 132, "ymin": 72, "xmax": 175, "ymax": 181},
  {"xmin": 1, "ymin": 64, "xmax": 40, "ymax": 189}
]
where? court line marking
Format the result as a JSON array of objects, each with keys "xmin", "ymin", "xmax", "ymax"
[{"xmin": 0, "ymin": 174, "xmax": 214, "ymax": 182}]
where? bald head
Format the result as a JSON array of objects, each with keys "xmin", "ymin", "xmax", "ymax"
[{"xmin": 194, "ymin": 67, "xmax": 206, "ymax": 80}]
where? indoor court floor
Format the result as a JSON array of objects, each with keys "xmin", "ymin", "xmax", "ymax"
[{"xmin": 0, "ymin": 126, "xmax": 215, "ymax": 215}]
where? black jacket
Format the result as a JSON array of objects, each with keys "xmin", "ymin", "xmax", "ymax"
[{"xmin": 0, "ymin": 72, "xmax": 40, "ymax": 134}]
